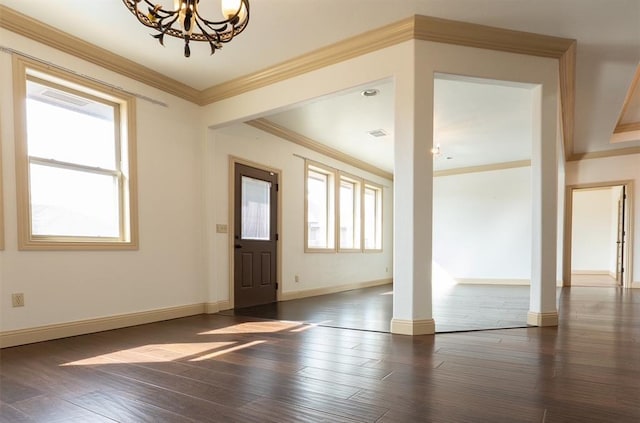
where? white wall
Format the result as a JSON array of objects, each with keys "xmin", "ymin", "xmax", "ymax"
[
  {"xmin": 0, "ymin": 30, "xmax": 206, "ymax": 332},
  {"xmin": 433, "ymin": 166, "xmax": 532, "ymax": 281},
  {"xmin": 571, "ymin": 187, "xmax": 615, "ymax": 272},
  {"xmin": 205, "ymin": 124, "xmax": 393, "ymax": 306},
  {"xmin": 566, "ymin": 154, "xmax": 640, "ymax": 284}
]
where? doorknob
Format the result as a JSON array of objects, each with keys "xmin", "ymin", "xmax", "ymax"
[{"xmin": 235, "ymin": 244, "xmax": 242, "ymax": 249}]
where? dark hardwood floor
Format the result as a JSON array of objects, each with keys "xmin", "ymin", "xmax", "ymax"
[
  {"xmin": 1, "ymin": 286, "xmax": 639, "ymax": 422},
  {"xmin": 226, "ymin": 283, "xmax": 531, "ymax": 332}
]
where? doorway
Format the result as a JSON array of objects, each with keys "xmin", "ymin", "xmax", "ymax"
[
  {"xmin": 565, "ymin": 182, "xmax": 633, "ymax": 287},
  {"xmin": 232, "ymin": 161, "xmax": 279, "ymax": 308}
]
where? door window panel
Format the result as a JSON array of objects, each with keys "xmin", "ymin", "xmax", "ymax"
[{"xmin": 241, "ymin": 176, "xmax": 271, "ymax": 240}]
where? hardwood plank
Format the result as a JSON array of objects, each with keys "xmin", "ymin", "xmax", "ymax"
[
  {"xmin": 67, "ymin": 390, "xmax": 197, "ymax": 423},
  {"xmin": 0, "ymin": 403, "xmax": 34, "ymax": 423},
  {"xmin": 1, "ymin": 286, "xmax": 638, "ymax": 422},
  {"xmin": 0, "ymin": 375, "xmax": 43, "ymax": 404},
  {"xmin": 9, "ymin": 395, "xmax": 116, "ymax": 422}
]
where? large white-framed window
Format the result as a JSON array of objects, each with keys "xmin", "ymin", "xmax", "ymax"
[
  {"xmin": 304, "ymin": 160, "xmax": 383, "ymax": 253},
  {"xmin": 338, "ymin": 172, "xmax": 361, "ymax": 251},
  {"xmin": 363, "ymin": 182, "xmax": 383, "ymax": 251},
  {"xmin": 305, "ymin": 161, "xmax": 335, "ymax": 251},
  {"xmin": 13, "ymin": 56, "xmax": 138, "ymax": 250}
]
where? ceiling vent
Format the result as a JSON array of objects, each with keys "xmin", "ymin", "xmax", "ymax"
[{"xmin": 367, "ymin": 129, "xmax": 388, "ymax": 138}]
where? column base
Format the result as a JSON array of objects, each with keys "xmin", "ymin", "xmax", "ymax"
[
  {"xmin": 390, "ymin": 318, "xmax": 435, "ymax": 335},
  {"xmin": 527, "ymin": 311, "xmax": 558, "ymax": 327}
]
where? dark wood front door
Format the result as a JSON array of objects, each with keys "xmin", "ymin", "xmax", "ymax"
[{"xmin": 234, "ymin": 163, "xmax": 278, "ymax": 308}]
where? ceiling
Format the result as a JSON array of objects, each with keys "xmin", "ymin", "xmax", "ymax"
[
  {"xmin": 2, "ymin": 1, "xmax": 639, "ymax": 172},
  {"xmin": 266, "ymin": 77, "xmax": 535, "ymax": 172}
]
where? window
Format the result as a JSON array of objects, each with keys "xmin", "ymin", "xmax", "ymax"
[
  {"xmin": 363, "ymin": 183, "xmax": 383, "ymax": 251},
  {"xmin": 241, "ymin": 176, "xmax": 271, "ymax": 240},
  {"xmin": 305, "ymin": 162, "xmax": 334, "ymax": 250},
  {"xmin": 305, "ymin": 161, "xmax": 383, "ymax": 252},
  {"xmin": 338, "ymin": 174, "xmax": 361, "ymax": 251},
  {"xmin": 13, "ymin": 56, "xmax": 138, "ymax": 250}
]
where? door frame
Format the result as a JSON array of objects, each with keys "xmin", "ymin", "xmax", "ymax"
[
  {"xmin": 563, "ymin": 180, "xmax": 634, "ymax": 288},
  {"xmin": 228, "ymin": 156, "xmax": 283, "ymax": 308}
]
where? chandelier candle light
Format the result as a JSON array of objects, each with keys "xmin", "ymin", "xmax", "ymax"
[{"xmin": 122, "ymin": 0, "xmax": 250, "ymax": 57}]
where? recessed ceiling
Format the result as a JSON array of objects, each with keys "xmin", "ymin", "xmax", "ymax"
[{"xmin": 265, "ymin": 76, "xmax": 535, "ymax": 173}]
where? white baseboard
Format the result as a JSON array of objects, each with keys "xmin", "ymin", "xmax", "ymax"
[
  {"xmin": 527, "ymin": 311, "xmax": 558, "ymax": 327},
  {"xmin": 632, "ymin": 281, "xmax": 640, "ymax": 289},
  {"xmin": 456, "ymin": 278, "xmax": 530, "ymax": 285},
  {"xmin": 390, "ymin": 318, "xmax": 435, "ymax": 335},
  {"xmin": 204, "ymin": 300, "xmax": 232, "ymax": 313},
  {"xmin": 456, "ymin": 279, "xmax": 566, "ymax": 287},
  {"xmin": 1, "ymin": 303, "xmax": 205, "ymax": 349},
  {"xmin": 279, "ymin": 278, "xmax": 392, "ymax": 301},
  {"xmin": 571, "ymin": 270, "xmax": 610, "ymax": 275}
]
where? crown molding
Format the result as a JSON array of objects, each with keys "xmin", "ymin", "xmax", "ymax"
[
  {"xmin": 568, "ymin": 146, "xmax": 640, "ymax": 162},
  {"xmin": 613, "ymin": 122, "xmax": 640, "ymax": 133},
  {"xmin": 413, "ymin": 15, "xmax": 575, "ymax": 58},
  {"xmin": 0, "ymin": 5, "xmax": 200, "ymax": 103},
  {"xmin": 559, "ymin": 42, "xmax": 576, "ymax": 160},
  {"xmin": 1, "ymin": 6, "xmax": 578, "ymax": 159},
  {"xmin": 198, "ymin": 16, "xmax": 415, "ymax": 105},
  {"xmin": 613, "ymin": 64, "xmax": 640, "ymax": 132},
  {"xmin": 434, "ymin": 160, "xmax": 531, "ymax": 178},
  {"xmin": 202, "ymin": 15, "xmax": 576, "ymax": 104},
  {"xmin": 246, "ymin": 118, "xmax": 394, "ymax": 181}
]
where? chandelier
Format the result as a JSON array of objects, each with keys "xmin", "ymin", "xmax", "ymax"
[{"xmin": 122, "ymin": 0, "xmax": 250, "ymax": 57}]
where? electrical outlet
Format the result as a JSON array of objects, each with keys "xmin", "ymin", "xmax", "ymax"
[
  {"xmin": 294, "ymin": 274, "xmax": 299, "ymax": 283},
  {"xmin": 12, "ymin": 293, "xmax": 25, "ymax": 307},
  {"xmin": 216, "ymin": 224, "xmax": 228, "ymax": 233}
]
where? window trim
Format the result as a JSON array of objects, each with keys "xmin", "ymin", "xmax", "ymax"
[
  {"xmin": 304, "ymin": 160, "xmax": 336, "ymax": 252},
  {"xmin": 13, "ymin": 56, "xmax": 138, "ymax": 250},
  {"xmin": 363, "ymin": 181, "xmax": 383, "ymax": 252}
]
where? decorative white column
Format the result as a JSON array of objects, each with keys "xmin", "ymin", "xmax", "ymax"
[
  {"xmin": 390, "ymin": 42, "xmax": 435, "ymax": 335},
  {"xmin": 529, "ymin": 85, "xmax": 559, "ymax": 327}
]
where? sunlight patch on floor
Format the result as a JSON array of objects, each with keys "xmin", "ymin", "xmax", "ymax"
[
  {"xmin": 198, "ymin": 320, "xmax": 304, "ymax": 335},
  {"xmin": 60, "ymin": 341, "xmax": 236, "ymax": 366},
  {"xmin": 189, "ymin": 340, "xmax": 267, "ymax": 361},
  {"xmin": 290, "ymin": 321, "xmax": 332, "ymax": 332}
]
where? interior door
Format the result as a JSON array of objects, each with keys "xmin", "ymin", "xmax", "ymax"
[
  {"xmin": 615, "ymin": 185, "xmax": 626, "ymax": 286},
  {"xmin": 234, "ymin": 163, "xmax": 278, "ymax": 308}
]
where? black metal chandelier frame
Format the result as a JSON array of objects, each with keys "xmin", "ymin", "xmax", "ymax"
[{"xmin": 122, "ymin": 0, "xmax": 250, "ymax": 57}]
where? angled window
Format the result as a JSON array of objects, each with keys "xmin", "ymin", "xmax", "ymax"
[
  {"xmin": 13, "ymin": 57, "xmax": 138, "ymax": 250},
  {"xmin": 338, "ymin": 173, "xmax": 361, "ymax": 251},
  {"xmin": 363, "ymin": 183, "xmax": 383, "ymax": 251},
  {"xmin": 305, "ymin": 161, "xmax": 335, "ymax": 250}
]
